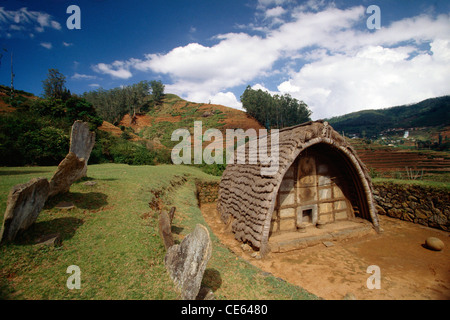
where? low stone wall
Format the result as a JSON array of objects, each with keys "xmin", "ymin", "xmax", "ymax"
[
  {"xmin": 196, "ymin": 181, "xmax": 450, "ymax": 232},
  {"xmin": 373, "ymin": 182, "xmax": 449, "ymax": 232},
  {"xmin": 195, "ymin": 181, "xmax": 220, "ymax": 204}
]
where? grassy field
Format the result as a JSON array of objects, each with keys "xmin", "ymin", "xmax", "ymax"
[{"xmin": 0, "ymin": 164, "xmax": 316, "ymax": 300}]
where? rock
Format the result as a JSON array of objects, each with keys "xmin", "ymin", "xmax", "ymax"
[
  {"xmin": 48, "ymin": 152, "xmax": 86, "ymax": 197},
  {"xmin": 196, "ymin": 286, "xmax": 215, "ymax": 300},
  {"xmin": 375, "ymin": 204, "xmax": 386, "ymax": 215},
  {"xmin": 35, "ymin": 233, "xmax": 61, "ymax": 247},
  {"xmin": 55, "ymin": 201, "xmax": 75, "ymax": 210},
  {"xmin": 415, "ymin": 208, "xmax": 431, "ymax": 220},
  {"xmin": 159, "ymin": 210, "xmax": 174, "ymax": 250},
  {"xmin": 168, "ymin": 206, "xmax": 176, "ymax": 224},
  {"xmin": 69, "ymin": 120, "xmax": 96, "ymax": 179},
  {"xmin": 164, "ymin": 224, "xmax": 212, "ymax": 300},
  {"xmin": 425, "ymin": 237, "xmax": 444, "ymax": 251},
  {"xmin": 83, "ymin": 181, "xmax": 97, "ymax": 186},
  {"xmin": 387, "ymin": 208, "xmax": 403, "ymax": 219},
  {"xmin": 0, "ymin": 178, "xmax": 50, "ymax": 244},
  {"xmin": 251, "ymin": 251, "xmax": 262, "ymax": 259},
  {"xmin": 323, "ymin": 241, "xmax": 334, "ymax": 247}
]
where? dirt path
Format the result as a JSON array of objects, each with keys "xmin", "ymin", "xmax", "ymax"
[{"xmin": 201, "ymin": 203, "xmax": 450, "ymax": 300}]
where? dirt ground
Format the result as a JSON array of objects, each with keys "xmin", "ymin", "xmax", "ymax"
[{"xmin": 200, "ymin": 203, "xmax": 450, "ymax": 300}]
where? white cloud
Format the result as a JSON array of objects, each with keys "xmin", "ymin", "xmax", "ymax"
[
  {"xmin": 0, "ymin": 7, "xmax": 61, "ymax": 37},
  {"xmin": 257, "ymin": 0, "xmax": 291, "ymax": 9},
  {"xmin": 96, "ymin": 32, "xmax": 279, "ymax": 99},
  {"xmin": 72, "ymin": 73, "xmax": 97, "ymax": 80},
  {"xmin": 92, "ymin": 4, "xmax": 450, "ymax": 118},
  {"xmin": 278, "ymin": 40, "xmax": 450, "ymax": 119},
  {"xmin": 93, "ymin": 61, "xmax": 133, "ymax": 79},
  {"xmin": 51, "ymin": 20, "xmax": 61, "ymax": 30},
  {"xmin": 209, "ymin": 92, "xmax": 243, "ymax": 110},
  {"xmin": 40, "ymin": 42, "xmax": 52, "ymax": 49},
  {"xmin": 63, "ymin": 41, "xmax": 73, "ymax": 47},
  {"xmin": 265, "ymin": 6, "xmax": 286, "ymax": 18}
]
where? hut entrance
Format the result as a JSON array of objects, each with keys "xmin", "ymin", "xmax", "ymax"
[{"xmin": 271, "ymin": 143, "xmax": 362, "ymax": 237}]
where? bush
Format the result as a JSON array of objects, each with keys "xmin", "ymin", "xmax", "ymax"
[
  {"xmin": 30, "ymin": 99, "xmax": 66, "ymax": 118},
  {"xmin": 132, "ymin": 145, "xmax": 155, "ymax": 165},
  {"xmin": 18, "ymin": 126, "xmax": 69, "ymax": 165},
  {"xmin": 0, "ymin": 111, "xmax": 70, "ymax": 166},
  {"xmin": 65, "ymin": 97, "xmax": 103, "ymax": 128},
  {"xmin": 108, "ymin": 140, "xmax": 156, "ymax": 165},
  {"xmin": 199, "ymin": 163, "xmax": 227, "ymax": 176}
]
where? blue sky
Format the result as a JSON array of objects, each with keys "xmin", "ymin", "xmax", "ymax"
[{"xmin": 1, "ymin": 0, "xmax": 449, "ymax": 119}]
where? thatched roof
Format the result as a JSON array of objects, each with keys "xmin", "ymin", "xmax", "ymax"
[{"xmin": 217, "ymin": 120, "xmax": 379, "ymax": 255}]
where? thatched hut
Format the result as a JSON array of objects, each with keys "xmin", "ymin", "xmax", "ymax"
[{"xmin": 217, "ymin": 120, "xmax": 380, "ymax": 256}]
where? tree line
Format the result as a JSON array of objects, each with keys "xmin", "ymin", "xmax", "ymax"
[
  {"xmin": 240, "ymin": 85, "xmax": 311, "ymax": 130},
  {"xmin": 82, "ymin": 80, "xmax": 164, "ymax": 125},
  {"xmin": 0, "ymin": 68, "xmax": 169, "ymax": 166}
]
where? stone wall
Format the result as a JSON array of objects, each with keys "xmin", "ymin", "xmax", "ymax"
[
  {"xmin": 196, "ymin": 181, "xmax": 220, "ymax": 204},
  {"xmin": 197, "ymin": 180, "xmax": 450, "ymax": 232},
  {"xmin": 373, "ymin": 182, "xmax": 449, "ymax": 232}
]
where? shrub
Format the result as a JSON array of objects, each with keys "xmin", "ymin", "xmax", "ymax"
[
  {"xmin": 65, "ymin": 97, "xmax": 103, "ymax": 128},
  {"xmin": 18, "ymin": 126, "xmax": 69, "ymax": 165}
]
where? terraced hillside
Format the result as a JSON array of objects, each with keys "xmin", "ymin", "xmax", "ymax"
[{"xmin": 350, "ymin": 139, "xmax": 450, "ymax": 180}]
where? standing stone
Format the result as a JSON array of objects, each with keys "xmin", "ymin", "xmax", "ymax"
[
  {"xmin": 168, "ymin": 206, "xmax": 176, "ymax": 224},
  {"xmin": 48, "ymin": 152, "xmax": 86, "ymax": 197},
  {"xmin": 69, "ymin": 120, "xmax": 95, "ymax": 179},
  {"xmin": 0, "ymin": 178, "xmax": 49, "ymax": 244},
  {"xmin": 164, "ymin": 224, "xmax": 212, "ymax": 300},
  {"xmin": 159, "ymin": 210, "xmax": 174, "ymax": 249}
]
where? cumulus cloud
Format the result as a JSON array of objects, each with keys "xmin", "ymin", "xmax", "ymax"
[
  {"xmin": 274, "ymin": 11, "xmax": 450, "ymax": 119},
  {"xmin": 0, "ymin": 7, "xmax": 61, "ymax": 38},
  {"xmin": 265, "ymin": 6, "xmax": 286, "ymax": 18},
  {"xmin": 92, "ymin": 61, "xmax": 133, "ymax": 79},
  {"xmin": 209, "ymin": 92, "xmax": 243, "ymax": 110},
  {"xmin": 92, "ymin": 3, "xmax": 450, "ymax": 118}
]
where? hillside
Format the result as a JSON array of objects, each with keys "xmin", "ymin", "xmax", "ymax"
[
  {"xmin": 0, "ymin": 85, "xmax": 38, "ymax": 113},
  {"xmin": 100, "ymin": 93, "xmax": 264, "ymax": 150},
  {"xmin": 327, "ymin": 96, "xmax": 450, "ymax": 139},
  {"xmin": 349, "ymin": 138, "xmax": 450, "ymax": 181}
]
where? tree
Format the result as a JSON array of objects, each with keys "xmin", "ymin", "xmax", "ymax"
[
  {"xmin": 150, "ymin": 80, "xmax": 165, "ymax": 104},
  {"xmin": 42, "ymin": 68, "xmax": 70, "ymax": 100},
  {"xmin": 240, "ymin": 86, "xmax": 311, "ymax": 129},
  {"xmin": 65, "ymin": 97, "xmax": 103, "ymax": 128}
]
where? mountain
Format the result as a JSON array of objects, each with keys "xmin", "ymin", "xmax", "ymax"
[{"xmin": 326, "ymin": 96, "xmax": 450, "ymax": 138}]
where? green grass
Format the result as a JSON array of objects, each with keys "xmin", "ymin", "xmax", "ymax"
[
  {"xmin": 0, "ymin": 164, "xmax": 316, "ymax": 300},
  {"xmin": 373, "ymin": 177, "xmax": 450, "ymax": 191}
]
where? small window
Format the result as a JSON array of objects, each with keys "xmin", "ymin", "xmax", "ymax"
[{"xmin": 302, "ymin": 209, "xmax": 313, "ymax": 224}]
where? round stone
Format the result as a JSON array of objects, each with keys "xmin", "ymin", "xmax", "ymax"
[{"xmin": 425, "ymin": 237, "xmax": 444, "ymax": 251}]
